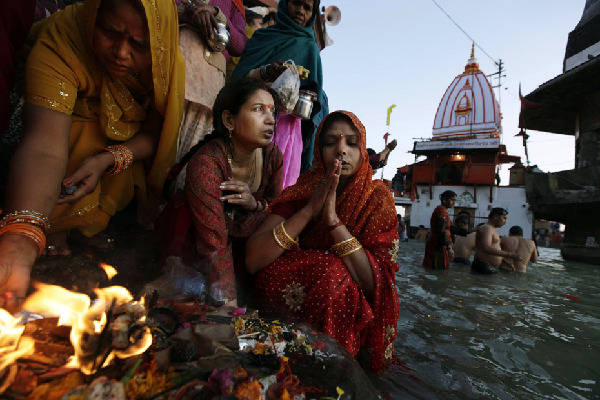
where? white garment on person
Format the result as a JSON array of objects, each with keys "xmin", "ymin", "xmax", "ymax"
[{"xmin": 398, "ymin": 218, "xmax": 408, "ymax": 242}]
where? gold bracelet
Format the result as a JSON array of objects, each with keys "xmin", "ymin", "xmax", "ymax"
[
  {"xmin": 331, "ymin": 237, "xmax": 354, "ymax": 249},
  {"xmin": 97, "ymin": 145, "xmax": 134, "ymax": 175},
  {"xmin": 338, "ymin": 243, "xmax": 363, "ymax": 258},
  {"xmin": 0, "ymin": 210, "xmax": 50, "ymax": 231},
  {"xmin": 273, "ymin": 221, "xmax": 298, "ymax": 250},
  {"xmin": 331, "ymin": 236, "xmax": 363, "ymax": 258}
]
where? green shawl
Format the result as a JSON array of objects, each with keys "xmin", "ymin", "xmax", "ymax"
[{"xmin": 232, "ymin": 0, "xmax": 323, "ymax": 102}]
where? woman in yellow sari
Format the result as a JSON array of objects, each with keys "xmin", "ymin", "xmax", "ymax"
[{"xmin": 0, "ymin": 0, "xmax": 184, "ymax": 310}]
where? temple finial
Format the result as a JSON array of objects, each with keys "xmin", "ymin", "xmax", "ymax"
[{"xmin": 465, "ymin": 43, "xmax": 479, "ymax": 73}]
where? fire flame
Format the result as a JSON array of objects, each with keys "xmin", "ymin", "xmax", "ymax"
[
  {"xmin": 21, "ymin": 283, "xmax": 152, "ymax": 375},
  {"xmin": 99, "ymin": 263, "xmax": 118, "ymax": 280},
  {"xmin": 0, "ymin": 309, "xmax": 34, "ymax": 373}
]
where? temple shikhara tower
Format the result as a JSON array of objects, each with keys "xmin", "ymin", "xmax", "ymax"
[
  {"xmin": 432, "ymin": 46, "xmax": 501, "ymax": 140},
  {"xmin": 395, "ymin": 46, "xmax": 532, "ymax": 237}
]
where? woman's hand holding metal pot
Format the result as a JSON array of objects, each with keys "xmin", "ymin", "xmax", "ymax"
[{"xmin": 186, "ymin": 4, "xmax": 219, "ymax": 39}]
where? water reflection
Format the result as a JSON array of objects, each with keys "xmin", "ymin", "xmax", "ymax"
[{"xmin": 371, "ymin": 241, "xmax": 600, "ymax": 399}]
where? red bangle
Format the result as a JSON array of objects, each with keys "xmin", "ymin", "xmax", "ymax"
[{"xmin": 326, "ymin": 220, "xmax": 344, "ymax": 232}]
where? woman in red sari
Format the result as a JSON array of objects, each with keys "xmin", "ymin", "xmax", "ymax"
[
  {"xmin": 155, "ymin": 78, "xmax": 283, "ymax": 306},
  {"xmin": 246, "ymin": 111, "xmax": 400, "ymax": 372},
  {"xmin": 422, "ymin": 190, "xmax": 457, "ymax": 270}
]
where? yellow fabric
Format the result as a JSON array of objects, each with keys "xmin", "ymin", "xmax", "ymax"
[{"xmin": 23, "ymin": 0, "xmax": 185, "ymax": 235}]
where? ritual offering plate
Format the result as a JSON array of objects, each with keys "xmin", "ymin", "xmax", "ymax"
[{"xmin": 1, "ymin": 290, "xmax": 379, "ymax": 399}]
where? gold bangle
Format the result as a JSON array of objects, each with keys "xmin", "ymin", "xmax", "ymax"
[
  {"xmin": 96, "ymin": 145, "xmax": 134, "ymax": 175},
  {"xmin": 331, "ymin": 236, "xmax": 362, "ymax": 258},
  {"xmin": 338, "ymin": 243, "xmax": 363, "ymax": 258},
  {"xmin": 0, "ymin": 210, "xmax": 50, "ymax": 232},
  {"xmin": 331, "ymin": 237, "xmax": 354, "ymax": 248},
  {"xmin": 273, "ymin": 221, "xmax": 298, "ymax": 250},
  {"xmin": 1, "ymin": 210, "xmax": 49, "ymax": 225}
]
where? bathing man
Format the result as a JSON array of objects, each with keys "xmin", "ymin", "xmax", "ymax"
[
  {"xmin": 414, "ymin": 225, "xmax": 428, "ymax": 241},
  {"xmin": 472, "ymin": 208, "xmax": 522, "ymax": 274},
  {"xmin": 454, "ymin": 233, "xmax": 476, "ymax": 265},
  {"xmin": 500, "ymin": 225, "xmax": 538, "ymax": 273},
  {"xmin": 451, "ymin": 216, "xmax": 475, "ymax": 265}
]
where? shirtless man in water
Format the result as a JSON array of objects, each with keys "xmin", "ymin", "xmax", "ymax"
[
  {"xmin": 472, "ymin": 208, "xmax": 522, "ymax": 274},
  {"xmin": 415, "ymin": 225, "xmax": 428, "ymax": 241},
  {"xmin": 500, "ymin": 225, "xmax": 538, "ymax": 273},
  {"xmin": 454, "ymin": 230, "xmax": 477, "ymax": 265},
  {"xmin": 452, "ymin": 217, "xmax": 476, "ymax": 265}
]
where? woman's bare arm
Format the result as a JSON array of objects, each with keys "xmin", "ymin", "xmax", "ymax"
[
  {"xmin": 0, "ymin": 103, "xmax": 71, "ymax": 310},
  {"xmin": 246, "ymin": 161, "xmax": 341, "ymax": 273},
  {"xmin": 328, "ymin": 224, "xmax": 374, "ymax": 299},
  {"xmin": 4, "ymin": 103, "xmax": 71, "ymax": 215},
  {"xmin": 245, "ymin": 210, "xmax": 310, "ymax": 273}
]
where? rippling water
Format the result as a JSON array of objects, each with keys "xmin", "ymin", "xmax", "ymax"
[{"xmin": 371, "ymin": 241, "xmax": 600, "ymax": 399}]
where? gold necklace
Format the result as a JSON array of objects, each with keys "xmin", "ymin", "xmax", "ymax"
[{"xmin": 228, "ymin": 149, "xmax": 257, "ymax": 188}]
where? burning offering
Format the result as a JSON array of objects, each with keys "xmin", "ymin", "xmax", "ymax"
[
  {"xmin": 21, "ymin": 283, "xmax": 152, "ymax": 375},
  {"xmin": 1, "ymin": 284, "xmax": 379, "ymax": 399},
  {"xmin": 0, "ymin": 309, "xmax": 35, "ymax": 392}
]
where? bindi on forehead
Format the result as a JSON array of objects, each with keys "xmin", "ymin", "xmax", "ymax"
[
  {"xmin": 325, "ymin": 132, "xmax": 358, "ymax": 140},
  {"xmin": 252, "ymin": 102, "xmax": 275, "ymax": 110}
]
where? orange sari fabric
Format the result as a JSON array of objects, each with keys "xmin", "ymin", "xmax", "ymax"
[{"xmin": 254, "ymin": 111, "xmax": 400, "ymax": 372}]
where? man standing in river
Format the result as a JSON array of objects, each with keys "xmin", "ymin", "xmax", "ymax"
[
  {"xmin": 500, "ymin": 225, "xmax": 538, "ymax": 273},
  {"xmin": 472, "ymin": 208, "xmax": 522, "ymax": 274},
  {"xmin": 453, "ymin": 228, "xmax": 478, "ymax": 265}
]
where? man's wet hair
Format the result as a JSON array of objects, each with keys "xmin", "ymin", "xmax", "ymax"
[
  {"xmin": 509, "ymin": 225, "xmax": 523, "ymax": 236},
  {"xmin": 488, "ymin": 207, "xmax": 507, "ymax": 219},
  {"xmin": 455, "ymin": 215, "xmax": 468, "ymax": 226}
]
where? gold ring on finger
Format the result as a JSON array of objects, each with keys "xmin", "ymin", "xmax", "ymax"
[{"xmin": 238, "ymin": 186, "xmax": 243, "ymax": 191}]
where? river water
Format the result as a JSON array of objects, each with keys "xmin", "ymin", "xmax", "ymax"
[{"xmin": 371, "ymin": 241, "xmax": 599, "ymax": 399}]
